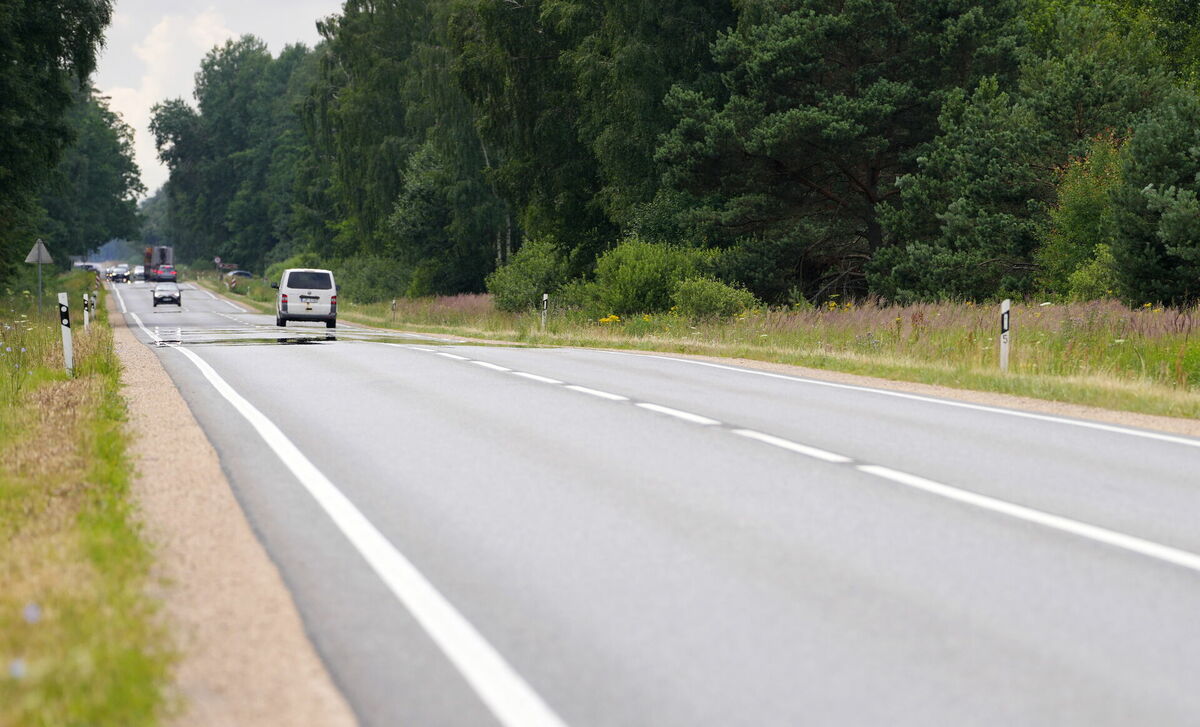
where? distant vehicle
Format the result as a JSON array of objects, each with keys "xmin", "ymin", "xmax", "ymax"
[
  {"xmin": 225, "ymin": 270, "xmax": 253, "ymax": 279},
  {"xmin": 144, "ymin": 245, "xmax": 174, "ymax": 281},
  {"xmin": 152, "ymin": 282, "xmax": 181, "ymax": 307},
  {"xmin": 133, "ymin": 265, "xmax": 146, "ymax": 282},
  {"xmin": 273, "ymin": 268, "xmax": 336, "ymax": 328},
  {"xmin": 109, "ymin": 264, "xmax": 130, "ymax": 283},
  {"xmin": 154, "ymin": 264, "xmax": 177, "ymax": 282}
]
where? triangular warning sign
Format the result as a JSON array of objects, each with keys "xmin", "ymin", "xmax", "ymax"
[{"xmin": 25, "ymin": 239, "xmax": 52, "ymax": 264}]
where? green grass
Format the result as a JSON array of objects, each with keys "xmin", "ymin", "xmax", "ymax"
[
  {"xmin": 196, "ymin": 273, "xmax": 1200, "ymax": 420},
  {"xmin": 0, "ymin": 271, "xmax": 171, "ymax": 727}
]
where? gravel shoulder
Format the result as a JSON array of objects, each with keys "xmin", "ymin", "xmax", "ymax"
[{"xmin": 108, "ymin": 297, "xmax": 357, "ymax": 726}]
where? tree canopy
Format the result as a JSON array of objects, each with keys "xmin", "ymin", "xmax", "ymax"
[{"xmin": 141, "ymin": 0, "xmax": 1200, "ymax": 306}]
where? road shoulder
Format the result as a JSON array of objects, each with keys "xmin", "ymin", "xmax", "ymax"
[{"xmin": 108, "ymin": 294, "xmax": 358, "ymax": 726}]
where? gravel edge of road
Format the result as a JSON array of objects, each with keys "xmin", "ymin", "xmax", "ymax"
[{"xmin": 107, "ymin": 295, "xmax": 358, "ymax": 727}]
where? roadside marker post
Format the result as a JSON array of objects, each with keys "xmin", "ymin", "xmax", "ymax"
[
  {"xmin": 540, "ymin": 293, "xmax": 548, "ymax": 332},
  {"xmin": 391, "ymin": 298, "xmax": 397, "ymax": 324},
  {"xmin": 82, "ymin": 292, "xmax": 90, "ymax": 329},
  {"xmin": 1000, "ymin": 299, "xmax": 1011, "ymax": 372},
  {"xmin": 58, "ymin": 292, "xmax": 73, "ymax": 376}
]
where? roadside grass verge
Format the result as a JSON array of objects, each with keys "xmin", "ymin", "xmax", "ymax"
[
  {"xmin": 0, "ymin": 272, "xmax": 170, "ymax": 726},
  {"xmin": 196, "ymin": 273, "xmax": 1200, "ymax": 420}
]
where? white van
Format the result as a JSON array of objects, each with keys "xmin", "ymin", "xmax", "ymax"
[{"xmin": 273, "ymin": 268, "xmax": 337, "ymax": 328}]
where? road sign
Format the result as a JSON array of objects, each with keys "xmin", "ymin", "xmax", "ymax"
[
  {"xmin": 25, "ymin": 239, "xmax": 52, "ymax": 264},
  {"xmin": 214, "ymin": 256, "xmax": 222, "ymax": 264},
  {"xmin": 25, "ymin": 239, "xmax": 52, "ymax": 315}
]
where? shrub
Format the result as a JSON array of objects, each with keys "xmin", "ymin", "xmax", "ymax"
[
  {"xmin": 486, "ymin": 236, "xmax": 566, "ymax": 312},
  {"xmin": 1037, "ymin": 134, "xmax": 1122, "ymax": 296},
  {"xmin": 331, "ymin": 255, "xmax": 412, "ymax": 303},
  {"xmin": 1067, "ymin": 244, "xmax": 1120, "ymax": 301},
  {"xmin": 672, "ymin": 277, "xmax": 760, "ymax": 319},
  {"xmin": 265, "ymin": 252, "xmax": 323, "ymax": 285},
  {"xmin": 593, "ymin": 238, "xmax": 698, "ymax": 314}
]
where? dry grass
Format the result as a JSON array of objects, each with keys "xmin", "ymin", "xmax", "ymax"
[
  {"xmin": 198, "ymin": 276, "xmax": 1200, "ymax": 419},
  {"xmin": 0, "ymin": 274, "xmax": 169, "ymax": 727}
]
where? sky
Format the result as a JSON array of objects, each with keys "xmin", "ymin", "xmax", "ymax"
[{"xmin": 93, "ymin": 1, "xmax": 346, "ymax": 198}]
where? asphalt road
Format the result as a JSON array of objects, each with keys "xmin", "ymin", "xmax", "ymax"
[{"xmin": 113, "ymin": 281, "xmax": 1200, "ymax": 726}]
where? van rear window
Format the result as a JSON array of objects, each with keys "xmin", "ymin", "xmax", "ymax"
[{"xmin": 287, "ymin": 271, "xmax": 332, "ymax": 289}]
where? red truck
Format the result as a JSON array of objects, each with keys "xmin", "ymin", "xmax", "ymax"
[{"xmin": 144, "ymin": 246, "xmax": 175, "ymax": 281}]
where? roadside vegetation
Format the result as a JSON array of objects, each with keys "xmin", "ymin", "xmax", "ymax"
[
  {"xmin": 201, "ymin": 263, "xmax": 1200, "ymax": 420},
  {"xmin": 0, "ymin": 270, "xmax": 169, "ymax": 726}
]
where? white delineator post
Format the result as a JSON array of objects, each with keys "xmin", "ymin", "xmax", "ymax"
[
  {"xmin": 540, "ymin": 293, "xmax": 548, "ymax": 332},
  {"xmin": 1000, "ymin": 298, "xmax": 1011, "ymax": 372},
  {"xmin": 82, "ymin": 292, "xmax": 90, "ymax": 329},
  {"xmin": 58, "ymin": 292, "xmax": 73, "ymax": 376}
]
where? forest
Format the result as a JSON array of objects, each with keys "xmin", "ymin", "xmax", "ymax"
[
  {"xmin": 6, "ymin": 1, "xmax": 1200, "ymax": 311},
  {"xmin": 0, "ymin": 0, "xmax": 142, "ymax": 284}
]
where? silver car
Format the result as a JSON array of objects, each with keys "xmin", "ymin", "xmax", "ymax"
[{"xmin": 152, "ymin": 282, "xmax": 181, "ymax": 307}]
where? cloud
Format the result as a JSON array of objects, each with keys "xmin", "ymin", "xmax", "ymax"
[{"xmin": 102, "ymin": 9, "xmax": 236, "ymax": 196}]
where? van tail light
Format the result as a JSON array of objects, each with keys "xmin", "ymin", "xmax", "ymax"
[
  {"xmin": 330, "ymin": 295, "xmax": 337, "ymax": 305},
  {"xmin": 281, "ymin": 294, "xmax": 288, "ymax": 303}
]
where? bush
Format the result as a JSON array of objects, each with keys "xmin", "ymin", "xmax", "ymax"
[
  {"xmin": 486, "ymin": 236, "xmax": 566, "ymax": 312},
  {"xmin": 265, "ymin": 252, "xmax": 323, "ymax": 285},
  {"xmin": 593, "ymin": 238, "xmax": 698, "ymax": 314},
  {"xmin": 1067, "ymin": 244, "xmax": 1120, "ymax": 301},
  {"xmin": 330, "ymin": 255, "xmax": 411, "ymax": 303},
  {"xmin": 672, "ymin": 278, "xmax": 760, "ymax": 319}
]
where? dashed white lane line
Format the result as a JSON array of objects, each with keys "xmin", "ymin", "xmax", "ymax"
[
  {"xmin": 605, "ymin": 352, "xmax": 1200, "ymax": 450},
  {"xmin": 858, "ymin": 465, "xmax": 1200, "ymax": 574},
  {"xmin": 437, "ymin": 352, "xmax": 470, "ymax": 361},
  {"xmin": 112, "ymin": 285, "xmax": 128, "ymax": 313},
  {"xmin": 731, "ymin": 429, "xmax": 852, "ymax": 464},
  {"xmin": 411, "ymin": 346, "xmax": 436, "ymax": 352},
  {"xmin": 169, "ymin": 346, "xmax": 568, "ymax": 727},
  {"xmin": 411, "ymin": 346, "xmax": 1200, "ymax": 574},
  {"xmin": 635, "ymin": 403, "xmax": 720, "ymax": 426},
  {"xmin": 471, "ymin": 361, "xmax": 511, "ymax": 372},
  {"xmin": 511, "ymin": 372, "xmax": 563, "ymax": 385},
  {"xmin": 222, "ymin": 299, "xmax": 245, "ymax": 312},
  {"xmin": 565, "ymin": 385, "xmax": 629, "ymax": 401}
]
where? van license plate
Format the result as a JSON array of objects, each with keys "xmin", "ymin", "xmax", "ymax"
[{"xmin": 300, "ymin": 295, "xmax": 319, "ymax": 302}]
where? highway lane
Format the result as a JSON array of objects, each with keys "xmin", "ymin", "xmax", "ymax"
[{"xmin": 112, "ymin": 281, "xmax": 1200, "ymax": 726}]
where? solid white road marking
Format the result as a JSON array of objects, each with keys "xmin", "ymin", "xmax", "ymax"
[
  {"xmin": 511, "ymin": 372, "xmax": 563, "ymax": 385},
  {"xmin": 471, "ymin": 361, "xmax": 511, "ymax": 372},
  {"xmin": 609, "ymin": 353, "xmax": 1200, "ymax": 450},
  {"xmin": 437, "ymin": 352, "xmax": 469, "ymax": 361},
  {"xmin": 731, "ymin": 429, "xmax": 853, "ymax": 464},
  {"xmin": 635, "ymin": 403, "xmax": 720, "ymax": 426},
  {"xmin": 223, "ymin": 299, "xmax": 244, "ymax": 312},
  {"xmin": 858, "ymin": 465, "xmax": 1200, "ymax": 574},
  {"xmin": 169, "ymin": 346, "xmax": 569, "ymax": 727},
  {"xmin": 112, "ymin": 285, "xmax": 127, "ymax": 313},
  {"xmin": 565, "ymin": 385, "xmax": 629, "ymax": 401}
]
